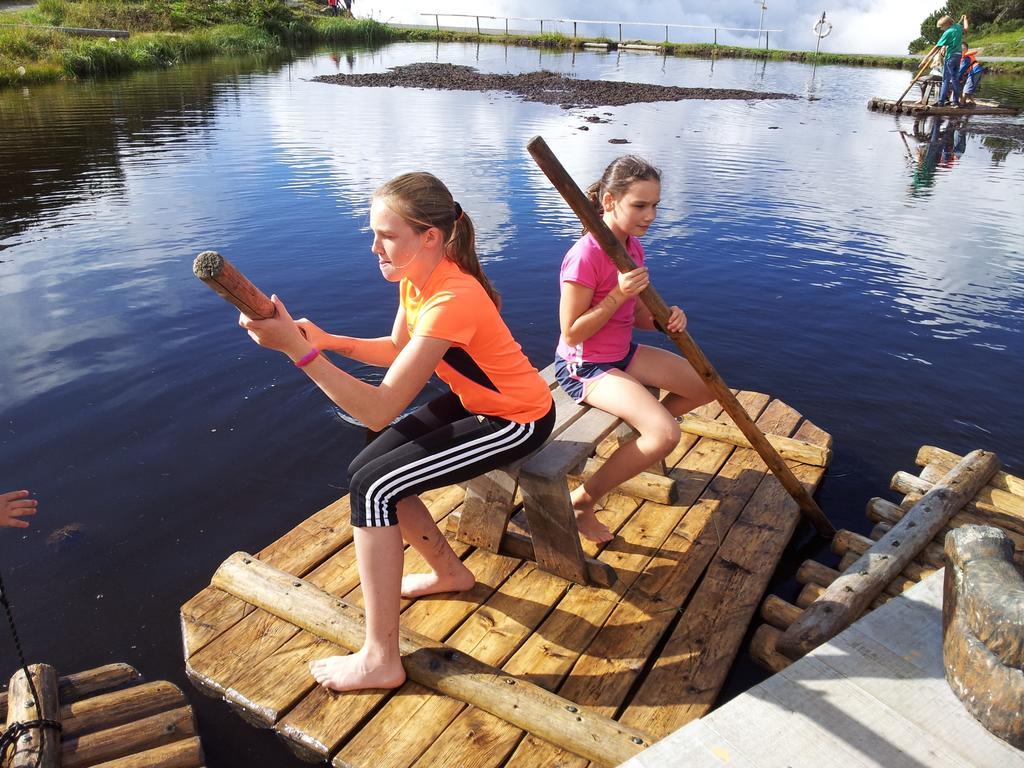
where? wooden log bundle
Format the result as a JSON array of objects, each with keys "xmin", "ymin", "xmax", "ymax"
[
  {"xmin": 943, "ymin": 525, "xmax": 1024, "ymax": 749},
  {"xmin": 2, "ymin": 664, "xmax": 202, "ymax": 768},
  {"xmin": 211, "ymin": 551, "xmax": 654, "ymax": 767},
  {"xmin": 777, "ymin": 450, "xmax": 1000, "ymax": 659}
]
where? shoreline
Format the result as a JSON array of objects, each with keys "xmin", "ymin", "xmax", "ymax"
[{"xmin": 2, "ymin": 15, "xmax": 1024, "ymax": 88}]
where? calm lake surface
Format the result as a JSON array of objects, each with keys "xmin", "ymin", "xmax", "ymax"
[{"xmin": 2, "ymin": 42, "xmax": 1023, "ymax": 766}]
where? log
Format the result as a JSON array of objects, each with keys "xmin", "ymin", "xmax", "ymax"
[
  {"xmin": 60, "ymin": 681, "xmax": 186, "ymax": 739},
  {"xmin": 943, "ymin": 526, "xmax": 1024, "ymax": 748},
  {"xmin": 795, "ymin": 559, "xmax": 840, "ymax": 587},
  {"xmin": 211, "ymin": 552, "xmax": 654, "ymax": 766},
  {"xmin": 84, "ymin": 737, "xmax": 204, "ymax": 768},
  {"xmin": 867, "ymin": 494, "xmax": 1024, "ymax": 552},
  {"xmin": 759, "ymin": 594, "xmax": 802, "ymax": 630},
  {"xmin": 570, "ymin": 457, "xmax": 678, "ymax": 504},
  {"xmin": 778, "ymin": 450, "xmax": 1000, "ymax": 659},
  {"xmin": 918, "ymin": 445, "xmax": 1024, "ymax": 497},
  {"xmin": 5, "ymin": 664, "xmax": 61, "ymax": 768},
  {"xmin": 891, "ymin": 470, "xmax": 1024, "ymax": 536},
  {"xmin": 832, "ymin": 529, "xmax": 935, "ymax": 583},
  {"xmin": 677, "ymin": 414, "xmax": 831, "ymax": 467},
  {"xmin": 2, "ymin": 664, "xmax": 142, "ymax": 718},
  {"xmin": 192, "ymin": 250, "xmax": 275, "ymax": 319},
  {"xmin": 749, "ymin": 624, "xmax": 792, "ymax": 673},
  {"xmin": 61, "ymin": 707, "xmax": 196, "ymax": 768},
  {"xmin": 795, "ymin": 582, "xmax": 888, "ymax": 610},
  {"xmin": 527, "ymin": 135, "xmax": 835, "ymax": 538}
]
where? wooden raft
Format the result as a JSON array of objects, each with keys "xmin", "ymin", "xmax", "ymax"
[
  {"xmin": 867, "ymin": 96, "xmax": 1021, "ymax": 117},
  {"xmin": 750, "ymin": 445, "xmax": 1024, "ymax": 672},
  {"xmin": 1, "ymin": 662, "xmax": 204, "ymax": 768},
  {"xmin": 181, "ymin": 391, "xmax": 832, "ymax": 767}
]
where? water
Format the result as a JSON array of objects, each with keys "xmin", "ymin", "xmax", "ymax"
[{"xmin": 1, "ymin": 43, "xmax": 1023, "ymax": 765}]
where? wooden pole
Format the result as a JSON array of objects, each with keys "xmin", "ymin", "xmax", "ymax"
[
  {"xmin": 678, "ymin": 413, "xmax": 831, "ymax": 466},
  {"xmin": 896, "ymin": 44, "xmax": 939, "ymax": 105},
  {"xmin": 526, "ymin": 135, "xmax": 835, "ymax": 537},
  {"xmin": 5, "ymin": 664, "xmax": 61, "ymax": 768},
  {"xmin": 192, "ymin": 251, "xmax": 275, "ymax": 319},
  {"xmin": 211, "ymin": 552, "xmax": 654, "ymax": 766},
  {"xmin": 777, "ymin": 449, "xmax": 1000, "ymax": 659}
]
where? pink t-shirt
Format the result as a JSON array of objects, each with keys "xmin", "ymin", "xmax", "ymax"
[{"xmin": 556, "ymin": 233, "xmax": 645, "ymax": 363}]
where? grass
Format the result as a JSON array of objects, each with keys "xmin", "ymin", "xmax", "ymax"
[
  {"xmin": 2, "ymin": 2, "xmax": 1023, "ymax": 88},
  {"xmin": 962, "ymin": 25, "xmax": 1024, "ymax": 57}
]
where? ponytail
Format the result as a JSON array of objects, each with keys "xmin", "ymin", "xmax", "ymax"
[
  {"xmin": 374, "ymin": 172, "xmax": 500, "ymax": 308},
  {"xmin": 584, "ymin": 155, "xmax": 661, "ymax": 234}
]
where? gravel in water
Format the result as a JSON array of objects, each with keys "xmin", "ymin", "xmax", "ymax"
[{"xmin": 313, "ymin": 62, "xmax": 796, "ymax": 108}]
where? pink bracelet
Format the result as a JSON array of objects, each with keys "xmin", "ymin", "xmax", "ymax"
[{"xmin": 294, "ymin": 348, "xmax": 320, "ymax": 368}]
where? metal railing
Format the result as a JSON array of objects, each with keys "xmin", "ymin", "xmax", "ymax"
[{"xmin": 420, "ymin": 13, "xmax": 783, "ymax": 48}]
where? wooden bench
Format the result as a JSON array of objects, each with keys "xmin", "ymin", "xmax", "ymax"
[{"xmin": 453, "ymin": 364, "xmax": 628, "ymax": 587}]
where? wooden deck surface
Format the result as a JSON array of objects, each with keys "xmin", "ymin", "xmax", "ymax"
[
  {"xmin": 180, "ymin": 392, "xmax": 831, "ymax": 767},
  {"xmin": 621, "ymin": 571, "xmax": 1024, "ymax": 768}
]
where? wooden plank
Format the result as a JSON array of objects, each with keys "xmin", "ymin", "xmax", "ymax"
[
  {"xmin": 416, "ymin": 398, "xmax": 775, "ymax": 768},
  {"xmin": 619, "ymin": 415, "xmax": 830, "ymax": 737},
  {"xmin": 61, "ymin": 707, "xmax": 197, "ymax": 768},
  {"xmin": 333, "ymin": 560, "xmax": 571, "ymax": 768},
  {"xmin": 180, "ymin": 494, "xmax": 354, "ymax": 658},
  {"xmin": 823, "ymin": 622, "xmax": 1024, "ymax": 768},
  {"xmin": 274, "ymin": 546, "xmax": 529, "ymax": 761},
  {"xmin": 518, "ymin": 470, "xmax": 592, "ymax": 585},
  {"xmin": 696, "ymin": 682, "xmax": 873, "ymax": 767},
  {"xmin": 61, "ymin": 680, "xmax": 186, "ymax": 738},
  {"xmin": 779, "ymin": 451, "xmax": 999, "ymax": 659},
  {"xmin": 211, "ymin": 554, "xmax": 654, "ymax": 768},
  {"xmin": 334, "ymin": 490, "xmax": 645, "ymax": 768},
  {"xmin": 456, "ymin": 470, "xmax": 519, "ymax": 551},
  {"xmin": 617, "ymin": 719, "xmax": 755, "ymax": 768},
  {"xmin": 222, "ymin": 509, "xmax": 473, "ymax": 735},
  {"xmin": 87, "ymin": 736, "xmax": 204, "ymax": 768},
  {"xmin": 764, "ymin": 655, "xmax": 969, "ymax": 767},
  {"xmin": 186, "ymin": 488, "xmax": 463, "ymax": 698}
]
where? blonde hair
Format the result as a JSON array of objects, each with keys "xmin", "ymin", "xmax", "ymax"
[
  {"xmin": 374, "ymin": 172, "xmax": 500, "ymax": 307},
  {"xmin": 937, "ymin": 15, "xmax": 953, "ymax": 29},
  {"xmin": 585, "ymin": 155, "xmax": 661, "ymax": 233}
]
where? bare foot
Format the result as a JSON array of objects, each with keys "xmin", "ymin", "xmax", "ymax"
[
  {"xmin": 401, "ymin": 565, "xmax": 475, "ymax": 598},
  {"xmin": 309, "ymin": 651, "xmax": 406, "ymax": 692},
  {"xmin": 574, "ymin": 508, "xmax": 614, "ymax": 543}
]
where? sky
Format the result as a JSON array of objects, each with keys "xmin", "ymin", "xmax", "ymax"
[{"xmin": 353, "ymin": 1, "xmax": 942, "ymax": 55}]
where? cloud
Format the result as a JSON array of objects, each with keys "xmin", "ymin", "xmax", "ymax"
[{"xmin": 354, "ymin": 1, "xmax": 939, "ymax": 54}]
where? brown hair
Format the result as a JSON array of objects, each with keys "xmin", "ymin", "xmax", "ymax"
[
  {"xmin": 374, "ymin": 172, "xmax": 500, "ymax": 307},
  {"xmin": 585, "ymin": 155, "xmax": 661, "ymax": 232}
]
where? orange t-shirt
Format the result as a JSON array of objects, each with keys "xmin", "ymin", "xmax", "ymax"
[{"xmin": 400, "ymin": 258, "xmax": 551, "ymax": 423}]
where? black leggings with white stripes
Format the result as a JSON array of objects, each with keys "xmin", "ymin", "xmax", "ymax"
[{"xmin": 347, "ymin": 392, "xmax": 555, "ymax": 528}]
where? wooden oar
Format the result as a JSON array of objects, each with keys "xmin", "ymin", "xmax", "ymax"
[
  {"xmin": 896, "ymin": 44, "xmax": 940, "ymax": 106},
  {"xmin": 527, "ymin": 135, "xmax": 835, "ymax": 537}
]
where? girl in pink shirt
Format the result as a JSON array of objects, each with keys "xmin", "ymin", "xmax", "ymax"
[{"xmin": 555, "ymin": 155, "xmax": 713, "ymax": 543}]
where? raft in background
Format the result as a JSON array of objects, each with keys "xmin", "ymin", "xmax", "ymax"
[
  {"xmin": 867, "ymin": 96, "xmax": 1021, "ymax": 117},
  {"xmin": 180, "ymin": 389, "xmax": 832, "ymax": 767},
  {"xmin": 1, "ymin": 662, "xmax": 204, "ymax": 767}
]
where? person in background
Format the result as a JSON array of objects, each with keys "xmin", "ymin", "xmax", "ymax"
[
  {"xmin": 936, "ymin": 14, "xmax": 968, "ymax": 108},
  {"xmin": 1, "ymin": 490, "xmax": 37, "ymax": 529},
  {"xmin": 959, "ymin": 43, "xmax": 984, "ymax": 106},
  {"xmin": 327, "ymin": 0, "xmax": 338, "ymax": 17}
]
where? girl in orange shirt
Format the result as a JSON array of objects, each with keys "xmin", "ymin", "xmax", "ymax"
[{"xmin": 239, "ymin": 172, "xmax": 553, "ymax": 692}]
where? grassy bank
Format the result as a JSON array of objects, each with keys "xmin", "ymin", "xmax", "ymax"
[
  {"xmin": 0, "ymin": 1, "xmax": 398, "ymax": 86},
  {"xmin": 963, "ymin": 25, "xmax": 1024, "ymax": 57},
  {"xmin": 2, "ymin": 2, "xmax": 1023, "ymax": 88}
]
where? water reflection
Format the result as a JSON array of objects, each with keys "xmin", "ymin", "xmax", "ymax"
[{"xmin": 904, "ymin": 117, "xmax": 968, "ymax": 196}]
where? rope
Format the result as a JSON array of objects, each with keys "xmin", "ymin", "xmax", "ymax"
[{"xmin": 0, "ymin": 571, "xmax": 62, "ymax": 768}]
